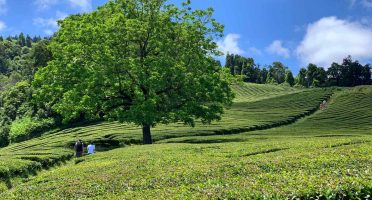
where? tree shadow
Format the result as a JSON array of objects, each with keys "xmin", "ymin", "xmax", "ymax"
[{"xmin": 165, "ymin": 138, "xmax": 249, "ymax": 144}]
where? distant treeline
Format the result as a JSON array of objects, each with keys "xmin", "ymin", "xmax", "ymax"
[
  {"xmin": 225, "ymin": 54, "xmax": 371, "ymax": 87},
  {"xmin": 0, "ymin": 34, "xmax": 54, "ymax": 147}
]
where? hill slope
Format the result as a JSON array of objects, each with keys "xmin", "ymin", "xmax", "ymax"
[
  {"xmin": 231, "ymin": 83, "xmax": 299, "ymax": 102},
  {"xmin": 2, "ymin": 131, "xmax": 371, "ymax": 199},
  {"xmin": 1, "ymin": 85, "xmax": 371, "ymax": 199}
]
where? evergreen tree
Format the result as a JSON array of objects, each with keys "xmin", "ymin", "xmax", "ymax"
[
  {"xmin": 260, "ymin": 67, "xmax": 268, "ymax": 84},
  {"xmin": 32, "ymin": 36, "xmax": 42, "ymax": 43},
  {"xmin": 18, "ymin": 33, "xmax": 26, "ymax": 47},
  {"xmin": 32, "ymin": 40, "xmax": 52, "ymax": 74},
  {"xmin": 285, "ymin": 70, "xmax": 295, "ymax": 86},
  {"xmin": 306, "ymin": 63, "xmax": 318, "ymax": 87},
  {"xmin": 315, "ymin": 67, "xmax": 327, "ymax": 87},
  {"xmin": 26, "ymin": 35, "xmax": 32, "ymax": 48},
  {"xmin": 0, "ymin": 56, "xmax": 8, "ymax": 74},
  {"xmin": 327, "ymin": 56, "xmax": 371, "ymax": 87},
  {"xmin": 225, "ymin": 53, "xmax": 235, "ymax": 75},
  {"xmin": 267, "ymin": 62, "xmax": 286, "ymax": 84},
  {"xmin": 295, "ymin": 68, "xmax": 307, "ymax": 87},
  {"xmin": 327, "ymin": 63, "xmax": 341, "ymax": 86}
]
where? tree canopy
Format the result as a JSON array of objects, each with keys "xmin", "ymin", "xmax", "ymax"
[
  {"xmin": 328, "ymin": 56, "xmax": 371, "ymax": 87},
  {"xmin": 225, "ymin": 54, "xmax": 267, "ymax": 84},
  {"xmin": 33, "ymin": 0, "xmax": 234, "ymax": 144},
  {"xmin": 226, "ymin": 53, "xmax": 371, "ymax": 88}
]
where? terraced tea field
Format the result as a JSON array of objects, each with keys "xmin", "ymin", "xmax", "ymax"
[
  {"xmin": 231, "ymin": 83, "xmax": 300, "ymax": 102},
  {"xmin": 3, "ymin": 136, "xmax": 370, "ymax": 199},
  {"xmin": 160, "ymin": 87, "xmax": 372, "ymax": 143},
  {"xmin": 0, "ymin": 84, "xmax": 371, "ymax": 199}
]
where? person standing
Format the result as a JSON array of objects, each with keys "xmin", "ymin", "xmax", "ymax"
[
  {"xmin": 74, "ymin": 139, "xmax": 84, "ymax": 157},
  {"xmin": 87, "ymin": 142, "xmax": 95, "ymax": 155}
]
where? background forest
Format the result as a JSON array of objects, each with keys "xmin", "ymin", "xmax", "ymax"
[
  {"xmin": 0, "ymin": 34, "xmax": 53, "ymax": 146},
  {"xmin": 225, "ymin": 53, "xmax": 371, "ymax": 87}
]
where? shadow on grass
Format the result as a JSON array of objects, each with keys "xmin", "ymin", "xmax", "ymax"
[
  {"xmin": 164, "ymin": 138, "xmax": 248, "ymax": 144},
  {"xmin": 243, "ymin": 147, "xmax": 289, "ymax": 157},
  {"xmin": 314, "ymin": 134, "xmax": 359, "ymax": 138},
  {"xmin": 4, "ymin": 178, "xmax": 12, "ymax": 189},
  {"xmin": 326, "ymin": 140, "xmax": 370, "ymax": 148}
]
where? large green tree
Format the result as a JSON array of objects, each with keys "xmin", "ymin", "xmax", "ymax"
[
  {"xmin": 327, "ymin": 56, "xmax": 371, "ymax": 87},
  {"xmin": 266, "ymin": 62, "xmax": 286, "ymax": 84},
  {"xmin": 285, "ymin": 70, "xmax": 294, "ymax": 86},
  {"xmin": 31, "ymin": 40, "xmax": 52, "ymax": 73},
  {"xmin": 33, "ymin": 0, "xmax": 234, "ymax": 144},
  {"xmin": 296, "ymin": 68, "xmax": 307, "ymax": 87}
]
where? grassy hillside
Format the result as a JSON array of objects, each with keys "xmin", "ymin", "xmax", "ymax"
[
  {"xmin": 160, "ymin": 86, "xmax": 372, "ymax": 144},
  {"xmin": 290, "ymin": 86, "xmax": 372, "ymax": 134},
  {"xmin": 0, "ymin": 84, "xmax": 371, "ymax": 199},
  {"xmin": 231, "ymin": 83, "xmax": 300, "ymax": 102},
  {"xmin": 3, "ymin": 135, "xmax": 370, "ymax": 199},
  {"xmin": 0, "ymin": 85, "xmax": 332, "ymax": 188}
]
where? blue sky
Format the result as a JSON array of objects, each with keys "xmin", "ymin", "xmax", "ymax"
[{"xmin": 1, "ymin": 0, "xmax": 372, "ymax": 74}]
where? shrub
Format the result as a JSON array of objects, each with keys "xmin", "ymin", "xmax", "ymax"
[
  {"xmin": 9, "ymin": 117, "xmax": 55, "ymax": 143},
  {"xmin": 0, "ymin": 126, "xmax": 10, "ymax": 147}
]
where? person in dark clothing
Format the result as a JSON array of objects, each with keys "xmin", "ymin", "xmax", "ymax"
[{"xmin": 74, "ymin": 139, "xmax": 84, "ymax": 157}]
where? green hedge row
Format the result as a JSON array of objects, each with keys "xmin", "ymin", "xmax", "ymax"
[
  {"xmin": 9, "ymin": 117, "xmax": 55, "ymax": 143},
  {"xmin": 0, "ymin": 150, "xmax": 74, "ymax": 180}
]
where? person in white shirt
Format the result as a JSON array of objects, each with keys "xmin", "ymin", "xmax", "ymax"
[{"xmin": 87, "ymin": 143, "xmax": 95, "ymax": 154}]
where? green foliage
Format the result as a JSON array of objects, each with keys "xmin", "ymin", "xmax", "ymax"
[
  {"xmin": 296, "ymin": 68, "xmax": 307, "ymax": 87},
  {"xmin": 0, "ymin": 36, "xmax": 53, "ymax": 147},
  {"xmin": 285, "ymin": 70, "xmax": 295, "ymax": 86},
  {"xmin": 31, "ymin": 40, "xmax": 52, "ymax": 70},
  {"xmin": 0, "ymin": 34, "xmax": 51, "ymax": 84},
  {"xmin": 328, "ymin": 56, "xmax": 371, "ymax": 87},
  {"xmin": 0, "ymin": 81, "xmax": 33, "ymax": 123},
  {"xmin": 0, "ymin": 38, "xmax": 53, "ymax": 145},
  {"xmin": 0, "ymin": 126, "xmax": 10, "ymax": 147},
  {"xmin": 266, "ymin": 62, "xmax": 287, "ymax": 84},
  {"xmin": 9, "ymin": 117, "xmax": 55, "ymax": 143},
  {"xmin": 228, "ymin": 54, "xmax": 371, "ymax": 88},
  {"xmin": 225, "ymin": 54, "xmax": 270, "ymax": 84},
  {"xmin": 33, "ymin": 0, "xmax": 233, "ymax": 143}
]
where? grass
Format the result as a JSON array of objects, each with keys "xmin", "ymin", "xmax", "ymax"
[
  {"xmin": 231, "ymin": 83, "xmax": 300, "ymax": 102},
  {"xmin": 2, "ymin": 136, "xmax": 371, "ymax": 199},
  {"xmin": 0, "ymin": 84, "xmax": 371, "ymax": 199},
  {"xmin": 160, "ymin": 86, "xmax": 372, "ymax": 144}
]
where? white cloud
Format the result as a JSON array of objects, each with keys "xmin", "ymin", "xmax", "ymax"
[
  {"xmin": 0, "ymin": 21, "xmax": 6, "ymax": 32},
  {"xmin": 69, "ymin": 0, "xmax": 92, "ymax": 12},
  {"xmin": 35, "ymin": 0, "xmax": 92, "ymax": 12},
  {"xmin": 296, "ymin": 16, "xmax": 372, "ymax": 68},
  {"xmin": 44, "ymin": 29, "xmax": 54, "ymax": 35},
  {"xmin": 266, "ymin": 40, "xmax": 290, "ymax": 58},
  {"xmin": 348, "ymin": 0, "xmax": 357, "ymax": 7},
  {"xmin": 0, "ymin": 0, "xmax": 7, "ymax": 14},
  {"xmin": 33, "ymin": 11, "xmax": 67, "ymax": 35},
  {"xmin": 348, "ymin": 0, "xmax": 372, "ymax": 8},
  {"xmin": 362, "ymin": 0, "xmax": 372, "ymax": 7},
  {"xmin": 33, "ymin": 17, "xmax": 58, "ymax": 30},
  {"xmin": 34, "ymin": 0, "xmax": 58, "ymax": 10},
  {"xmin": 56, "ymin": 10, "xmax": 68, "ymax": 20},
  {"xmin": 217, "ymin": 33, "xmax": 245, "ymax": 55},
  {"xmin": 248, "ymin": 47, "xmax": 262, "ymax": 56}
]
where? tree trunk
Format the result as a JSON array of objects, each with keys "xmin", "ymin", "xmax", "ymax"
[{"xmin": 142, "ymin": 124, "xmax": 152, "ymax": 144}]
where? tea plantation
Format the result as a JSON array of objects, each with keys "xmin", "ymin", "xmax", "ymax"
[{"xmin": 0, "ymin": 84, "xmax": 371, "ymax": 199}]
